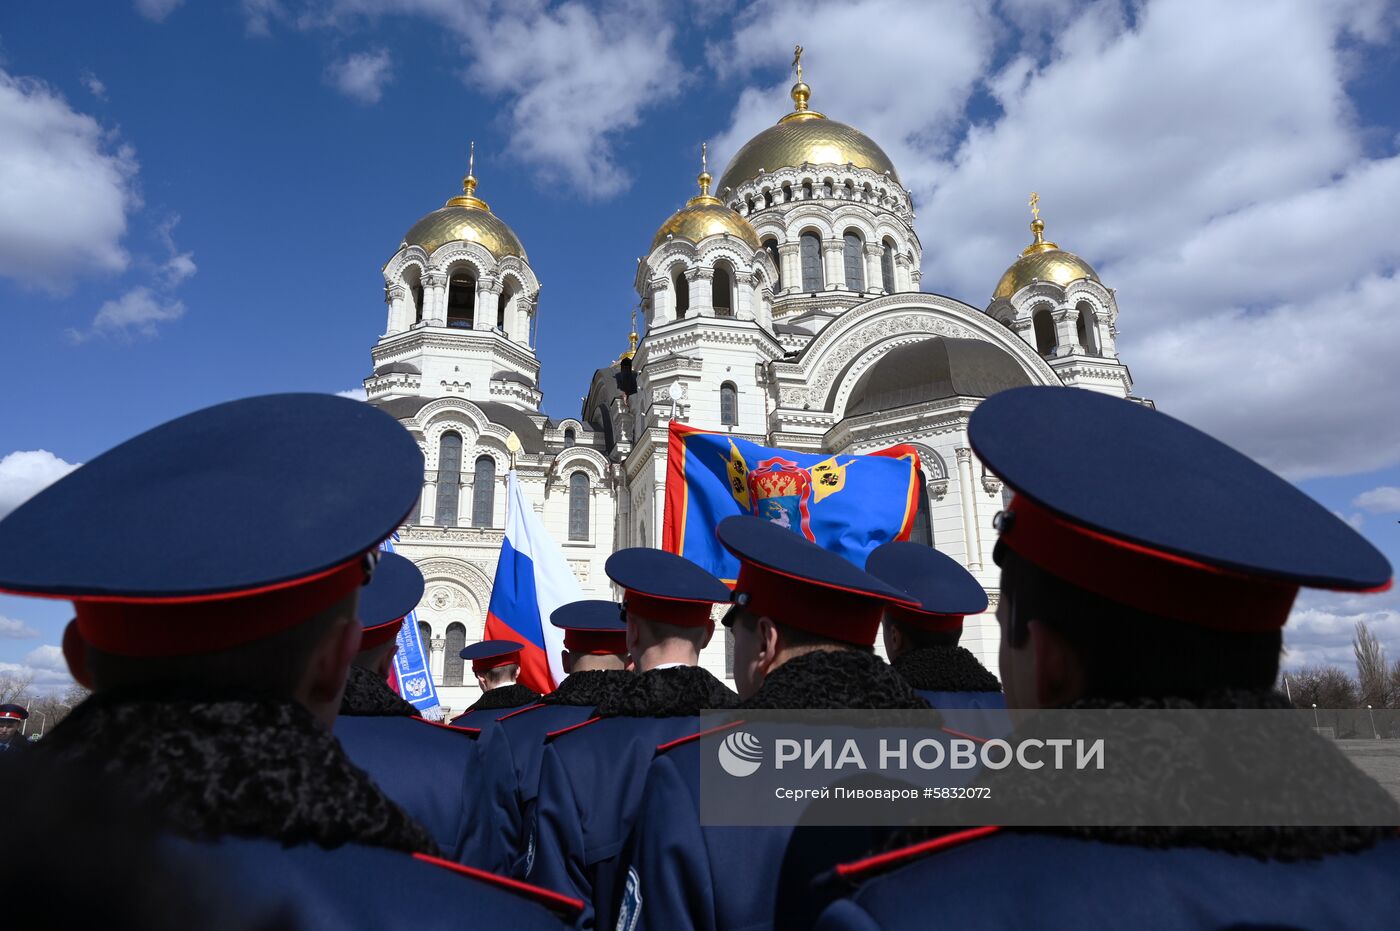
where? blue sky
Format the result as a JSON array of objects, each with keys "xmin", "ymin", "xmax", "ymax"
[{"xmin": 2, "ymin": 0, "xmax": 1399, "ymax": 688}]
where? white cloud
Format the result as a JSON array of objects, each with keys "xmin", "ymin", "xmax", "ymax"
[
  {"xmin": 325, "ymin": 49, "xmax": 393, "ymax": 104},
  {"xmin": 134, "ymin": 0, "xmax": 184, "ymax": 22},
  {"xmin": 155, "ymin": 215, "xmax": 197, "ymax": 286},
  {"xmin": 0, "ymin": 644, "xmax": 76, "ymax": 693},
  {"xmin": 81, "ymin": 71, "xmax": 107, "ymax": 101},
  {"xmin": 1355, "ymin": 486, "xmax": 1400, "ymax": 514},
  {"xmin": 68, "ymin": 287, "xmax": 186, "ymax": 342},
  {"xmin": 0, "ymin": 450, "xmax": 81, "ymax": 518},
  {"xmin": 1283, "ymin": 587, "xmax": 1400, "ymax": 670},
  {"xmin": 335, "ymin": 387, "xmax": 367, "ymax": 400},
  {"xmin": 0, "ymin": 615, "xmax": 37, "ymax": 639},
  {"xmin": 0, "ymin": 70, "xmax": 139, "ymax": 291}
]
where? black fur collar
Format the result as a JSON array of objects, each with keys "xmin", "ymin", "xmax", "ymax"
[
  {"xmin": 37, "ymin": 688, "xmax": 437, "ymax": 855},
  {"xmin": 541, "ymin": 669, "xmax": 631, "ymax": 707},
  {"xmin": 893, "ymin": 646, "xmax": 1002, "ymax": 693},
  {"xmin": 339, "ymin": 664, "xmax": 421, "ymax": 717},
  {"xmin": 741, "ymin": 649, "xmax": 930, "ymax": 710},
  {"xmin": 467, "ymin": 682, "xmax": 541, "ymax": 712},
  {"xmin": 884, "ymin": 691, "xmax": 1397, "ymax": 862},
  {"xmin": 594, "ymin": 666, "xmax": 739, "ymax": 717}
]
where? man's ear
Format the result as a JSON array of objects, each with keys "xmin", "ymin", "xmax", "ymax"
[
  {"xmin": 304, "ymin": 616, "xmax": 360, "ymax": 726},
  {"xmin": 1029, "ymin": 620, "xmax": 1084, "ymax": 708},
  {"xmin": 699, "ymin": 620, "xmax": 715, "ymax": 651},
  {"xmin": 374, "ymin": 642, "xmax": 399, "ymax": 679},
  {"xmin": 562, "ymin": 650, "xmax": 575, "ymax": 675},
  {"xmin": 757, "ymin": 615, "xmax": 781, "ymax": 673}
]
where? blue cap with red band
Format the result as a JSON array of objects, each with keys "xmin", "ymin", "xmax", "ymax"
[
  {"xmin": 550, "ymin": 600, "xmax": 628, "ymax": 655},
  {"xmin": 605, "ymin": 549, "xmax": 729, "ymax": 627},
  {"xmin": 0, "ymin": 393, "xmax": 423, "ymax": 659},
  {"xmin": 461, "ymin": 640, "xmax": 525, "ymax": 673},
  {"xmin": 865, "ymin": 541, "xmax": 988, "ymax": 633},
  {"xmin": 970, "ymin": 386, "xmax": 1392, "ymax": 631},
  {"xmin": 717, "ymin": 515, "xmax": 920, "ymax": 646},
  {"xmin": 357, "ymin": 552, "xmax": 425, "ymax": 650},
  {"xmin": 0, "ymin": 704, "xmax": 27, "ymax": 723}
]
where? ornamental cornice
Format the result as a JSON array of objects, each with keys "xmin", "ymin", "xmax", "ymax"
[
  {"xmin": 1049, "ymin": 361, "xmax": 1130, "ymax": 382},
  {"xmin": 722, "ymin": 164, "xmax": 912, "ymax": 219},
  {"xmin": 823, "ymin": 402, "xmax": 972, "ymax": 451}
]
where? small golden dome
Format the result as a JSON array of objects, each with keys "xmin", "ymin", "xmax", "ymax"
[
  {"xmin": 651, "ymin": 144, "xmax": 762, "ymax": 252},
  {"xmin": 992, "ymin": 212, "xmax": 1098, "ymax": 300},
  {"xmin": 402, "ymin": 145, "xmax": 527, "ymax": 259},
  {"xmin": 716, "ymin": 73, "xmax": 899, "ymax": 193}
]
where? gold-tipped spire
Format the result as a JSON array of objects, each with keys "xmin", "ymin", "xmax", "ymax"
[
  {"xmin": 1021, "ymin": 191, "xmax": 1058, "ymax": 256},
  {"xmin": 780, "ymin": 43, "xmax": 824, "ymax": 123},
  {"xmin": 446, "ymin": 140, "xmax": 491, "ymax": 212},
  {"xmin": 621, "ymin": 305, "xmax": 639, "ymax": 361},
  {"xmin": 686, "ymin": 142, "xmax": 722, "ymax": 207}
]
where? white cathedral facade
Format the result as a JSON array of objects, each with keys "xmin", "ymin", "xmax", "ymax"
[{"xmin": 369, "ymin": 75, "xmax": 1142, "ymax": 715}]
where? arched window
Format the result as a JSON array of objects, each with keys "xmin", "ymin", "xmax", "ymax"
[
  {"xmin": 881, "ymin": 239, "xmax": 896, "ymax": 293},
  {"xmin": 563, "ymin": 427, "xmax": 576, "ymax": 447},
  {"xmin": 446, "ymin": 272, "xmax": 475, "ymax": 328},
  {"xmin": 800, "ymin": 233, "xmax": 823, "ymax": 292},
  {"xmin": 762, "ymin": 188, "xmax": 774, "ymax": 208},
  {"xmin": 801, "ymin": 180, "xmax": 814, "ymax": 200},
  {"xmin": 674, "ymin": 270, "xmax": 690, "ymax": 319},
  {"xmin": 435, "ymin": 432, "xmax": 462, "ymax": 527},
  {"xmin": 844, "ymin": 180, "xmax": 856, "ymax": 200},
  {"xmin": 910, "ymin": 468, "xmax": 934, "ymax": 546},
  {"xmin": 472, "ymin": 455, "xmax": 495, "ymax": 528},
  {"xmin": 843, "ymin": 231, "xmax": 866, "ymax": 291},
  {"xmin": 1032, "ymin": 310, "xmax": 1057, "ymax": 356},
  {"xmin": 823, "ymin": 178, "xmax": 835, "ymax": 198},
  {"xmin": 497, "ymin": 285, "xmax": 512, "ymax": 331},
  {"xmin": 720, "ymin": 382, "xmax": 738, "ymax": 426},
  {"xmin": 404, "ymin": 266, "xmax": 424, "ymax": 324},
  {"xmin": 443, "ymin": 622, "xmax": 466, "ymax": 686},
  {"xmin": 781, "ymin": 182, "xmax": 793, "ymax": 203},
  {"xmin": 568, "ymin": 471, "xmax": 590, "ymax": 541},
  {"xmin": 1076, "ymin": 302, "xmax": 1099, "ymax": 356},
  {"xmin": 417, "ymin": 620, "xmax": 431, "ymax": 651},
  {"xmin": 713, "ymin": 263, "xmax": 734, "ymax": 316},
  {"xmin": 745, "ymin": 195, "xmax": 754, "ymax": 214},
  {"xmin": 763, "ymin": 239, "xmax": 782, "ymax": 290}
]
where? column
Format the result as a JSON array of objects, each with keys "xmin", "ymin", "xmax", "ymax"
[
  {"xmin": 422, "ymin": 272, "xmax": 448, "ymax": 325},
  {"xmin": 1098, "ymin": 312, "xmax": 1119, "ymax": 357},
  {"xmin": 1053, "ymin": 308, "xmax": 1083, "ymax": 357},
  {"xmin": 955, "ymin": 447, "xmax": 983, "ymax": 571},
  {"xmin": 863, "ymin": 244, "xmax": 884, "ymax": 295},
  {"xmin": 429, "ymin": 637, "xmax": 446, "ymax": 682},
  {"xmin": 778, "ymin": 242, "xmax": 801, "ymax": 295},
  {"xmin": 419, "ymin": 480, "xmax": 437, "ymax": 524},
  {"xmin": 756, "ymin": 286, "xmax": 774, "ymax": 328},
  {"xmin": 688, "ymin": 267, "xmax": 714, "ymax": 317},
  {"xmin": 653, "ymin": 480, "xmax": 666, "ymax": 548},
  {"xmin": 476, "ymin": 276, "xmax": 502, "ymax": 331},
  {"xmin": 385, "ymin": 285, "xmax": 408, "ymax": 334},
  {"xmin": 822, "ymin": 240, "xmax": 846, "ymax": 290},
  {"xmin": 894, "ymin": 254, "xmax": 913, "ymax": 292},
  {"xmin": 735, "ymin": 271, "xmax": 756, "ymax": 320},
  {"xmin": 649, "ymin": 277, "xmax": 673, "ymax": 325}
]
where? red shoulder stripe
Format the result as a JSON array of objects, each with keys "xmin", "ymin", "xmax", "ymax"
[
  {"xmin": 656, "ymin": 720, "xmax": 744, "ymax": 753},
  {"xmin": 413, "ymin": 853, "xmax": 584, "ymax": 917},
  {"xmin": 940, "ymin": 726, "xmax": 989, "ymax": 744},
  {"xmin": 545, "ymin": 715, "xmax": 602, "ymax": 741},
  {"xmin": 834, "ymin": 826, "xmax": 1001, "ymax": 880},
  {"xmin": 412, "ymin": 717, "xmax": 480, "ymax": 737},
  {"xmin": 497, "ymin": 703, "xmax": 548, "ymax": 722}
]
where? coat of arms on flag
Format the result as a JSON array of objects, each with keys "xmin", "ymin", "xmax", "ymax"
[{"xmin": 663, "ymin": 422, "xmax": 921, "ymax": 581}]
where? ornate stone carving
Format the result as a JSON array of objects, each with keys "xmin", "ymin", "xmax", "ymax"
[
  {"xmin": 955, "ymin": 447, "xmax": 973, "ymax": 465},
  {"xmin": 981, "ymin": 474, "xmax": 1003, "ymax": 496},
  {"xmin": 928, "ymin": 478, "xmax": 950, "ymax": 501}
]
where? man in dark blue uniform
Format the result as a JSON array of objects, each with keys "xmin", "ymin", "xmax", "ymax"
[
  {"xmin": 451, "ymin": 640, "xmax": 541, "ymax": 725},
  {"xmin": 864, "ymin": 541, "xmax": 1005, "ymax": 711},
  {"xmin": 529, "ymin": 549, "xmax": 738, "ymax": 930},
  {"xmin": 616, "ymin": 516, "xmax": 939, "ymax": 931},
  {"xmin": 334, "ymin": 550, "xmax": 482, "ymax": 863},
  {"xmin": 817, "ymin": 386, "xmax": 1400, "ymax": 930},
  {"xmin": 467, "ymin": 599, "xmax": 632, "ymax": 874},
  {"xmin": 0, "ymin": 394, "xmax": 578, "ymax": 929},
  {"xmin": 0, "ymin": 704, "xmax": 29, "ymax": 753}
]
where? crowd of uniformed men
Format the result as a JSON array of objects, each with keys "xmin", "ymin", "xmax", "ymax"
[{"xmin": 0, "ymin": 386, "xmax": 1397, "ymax": 929}]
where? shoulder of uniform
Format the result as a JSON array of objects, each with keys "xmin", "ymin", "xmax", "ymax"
[
  {"xmin": 412, "ymin": 717, "xmax": 481, "ymax": 738},
  {"xmin": 497, "ymin": 702, "xmax": 549, "ymax": 723},
  {"xmin": 834, "ymin": 826, "xmax": 1001, "ymax": 883},
  {"xmin": 544, "ymin": 715, "xmax": 602, "ymax": 742},
  {"xmin": 656, "ymin": 720, "xmax": 744, "ymax": 754},
  {"xmin": 412, "ymin": 852, "xmax": 584, "ymax": 918}
]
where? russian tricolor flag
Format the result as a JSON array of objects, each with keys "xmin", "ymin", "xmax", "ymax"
[{"xmin": 482, "ymin": 470, "xmax": 584, "ymax": 693}]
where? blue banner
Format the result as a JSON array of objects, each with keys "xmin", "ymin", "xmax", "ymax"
[{"xmin": 379, "ymin": 535, "xmax": 441, "ymax": 718}]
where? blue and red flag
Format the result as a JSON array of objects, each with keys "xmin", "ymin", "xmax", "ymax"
[
  {"xmin": 377, "ymin": 534, "xmax": 441, "ymax": 719},
  {"xmin": 482, "ymin": 470, "xmax": 582, "ymax": 693},
  {"xmin": 662, "ymin": 422, "xmax": 921, "ymax": 582}
]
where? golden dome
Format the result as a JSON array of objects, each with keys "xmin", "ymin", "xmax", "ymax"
[
  {"xmin": 992, "ymin": 216, "xmax": 1098, "ymax": 300},
  {"xmin": 403, "ymin": 147, "xmax": 527, "ymax": 259},
  {"xmin": 716, "ymin": 77, "xmax": 899, "ymax": 193},
  {"xmin": 651, "ymin": 145, "xmax": 762, "ymax": 252}
]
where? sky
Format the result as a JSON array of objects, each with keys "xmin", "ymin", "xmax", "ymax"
[{"xmin": 2, "ymin": 0, "xmax": 1399, "ymax": 691}]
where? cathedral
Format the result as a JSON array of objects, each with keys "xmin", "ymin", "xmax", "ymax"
[{"xmin": 367, "ymin": 68, "xmax": 1142, "ymax": 715}]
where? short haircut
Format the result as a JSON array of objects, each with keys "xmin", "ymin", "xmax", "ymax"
[
  {"xmin": 734, "ymin": 608, "xmax": 873, "ymax": 655},
  {"xmin": 998, "ymin": 546, "xmax": 1281, "ymax": 699},
  {"xmin": 887, "ymin": 617, "xmax": 961, "ymax": 650},
  {"xmin": 481, "ymin": 663, "xmax": 520, "ymax": 687},
  {"xmin": 631, "ymin": 615, "xmax": 711, "ymax": 652},
  {"xmin": 87, "ymin": 593, "xmax": 356, "ymax": 698}
]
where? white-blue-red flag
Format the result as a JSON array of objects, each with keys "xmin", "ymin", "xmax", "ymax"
[
  {"xmin": 378, "ymin": 534, "xmax": 442, "ymax": 718},
  {"xmin": 482, "ymin": 470, "xmax": 581, "ymax": 693}
]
